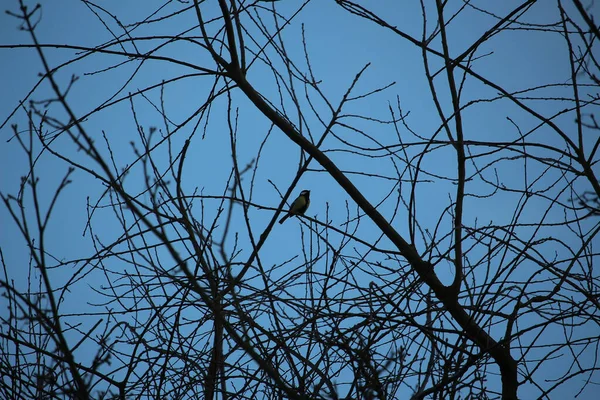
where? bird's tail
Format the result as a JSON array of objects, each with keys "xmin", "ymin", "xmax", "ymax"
[{"xmin": 279, "ymin": 214, "xmax": 290, "ymax": 224}]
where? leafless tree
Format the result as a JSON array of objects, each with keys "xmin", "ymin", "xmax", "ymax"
[{"xmin": 1, "ymin": 1, "xmax": 599, "ymax": 399}]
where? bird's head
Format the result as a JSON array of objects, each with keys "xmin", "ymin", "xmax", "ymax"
[{"xmin": 300, "ymin": 190, "xmax": 310, "ymax": 198}]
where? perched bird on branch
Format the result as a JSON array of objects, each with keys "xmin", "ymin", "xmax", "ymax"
[{"xmin": 279, "ymin": 190, "xmax": 310, "ymax": 224}]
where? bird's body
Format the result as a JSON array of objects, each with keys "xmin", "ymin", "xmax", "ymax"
[{"xmin": 279, "ymin": 190, "xmax": 310, "ymax": 224}]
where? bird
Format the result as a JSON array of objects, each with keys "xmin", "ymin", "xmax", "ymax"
[{"xmin": 279, "ymin": 190, "xmax": 310, "ymax": 224}]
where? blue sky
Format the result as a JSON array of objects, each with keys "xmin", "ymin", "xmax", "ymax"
[{"xmin": 1, "ymin": 0, "xmax": 599, "ymax": 398}]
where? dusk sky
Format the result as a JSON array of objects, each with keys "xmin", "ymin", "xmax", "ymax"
[{"xmin": 1, "ymin": 1, "xmax": 598, "ymax": 399}]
